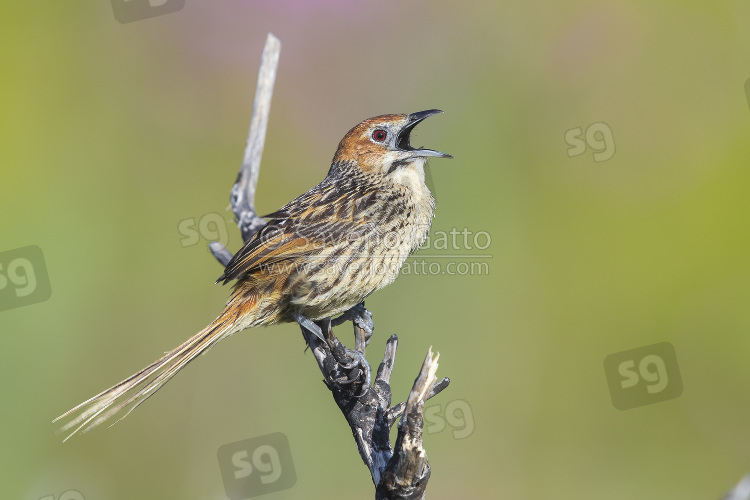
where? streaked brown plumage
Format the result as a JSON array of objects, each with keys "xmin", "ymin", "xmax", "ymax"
[{"xmin": 55, "ymin": 110, "xmax": 451, "ymax": 440}]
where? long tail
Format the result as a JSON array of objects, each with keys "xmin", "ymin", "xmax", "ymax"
[{"xmin": 54, "ymin": 307, "xmax": 244, "ymax": 442}]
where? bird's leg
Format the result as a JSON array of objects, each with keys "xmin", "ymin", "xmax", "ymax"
[
  {"xmin": 293, "ymin": 311, "xmax": 325, "ymax": 342},
  {"xmin": 317, "ymin": 318, "xmax": 371, "ymax": 397},
  {"xmin": 331, "ymin": 302, "xmax": 374, "ymax": 347},
  {"xmin": 349, "ymin": 322, "xmax": 371, "ymax": 397}
]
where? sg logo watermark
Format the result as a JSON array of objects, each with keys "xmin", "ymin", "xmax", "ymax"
[
  {"xmin": 603, "ymin": 342, "xmax": 683, "ymax": 410},
  {"xmin": 0, "ymin": 245, "xmax": 52, "ymax": 312},
  {"xmin": 217, "ymin": 432, "xmax": 297, "ymax": 499},
  {"xmin": 424, "ymin": 399, "xmax": 475, "ymax": 439},
  {"xmin": 111, "ymin": 0, "xmax": 185, "ymax": 24},
  {"xmin": 178, "ymin": 213, "xmax": 231, "ymax": 250},
  {"xmin": 40, "ymin": 490, "xmax": 84, "ymax": 500},
  {"xmin": 565, "ymin": 122, "xmax": 616, "ymax": 162}
]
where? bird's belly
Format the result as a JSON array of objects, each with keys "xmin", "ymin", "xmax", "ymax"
[
  {"xmin": 287, "ymin": 201, "xmax": 433, "ymax": 320},
  {"xmin": 288, "ymin": 236, "xmax": 417, "ymax": 320}
]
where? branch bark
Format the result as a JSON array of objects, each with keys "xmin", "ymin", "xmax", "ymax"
[
  {"xmin": 209, "ymin": 33, "xmax": 279, "ymax": 265},
  {"xmin": 723, "ymin": 474, "xmax": 750, "ymax": 500},
  {"xmin": 209, "ymin": 33, "xmax": 449, "ymax": 499}
]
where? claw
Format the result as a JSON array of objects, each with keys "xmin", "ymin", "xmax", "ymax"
[
  {"xmin": 333, "ymin": 349, "xmax": 371, "ymax": 397},
  {"xmin": 337, "ymin": 357, "xmax": 359, "ymax": 370},
  {"xmin": 335, "ymin": 370, "xmax": 360, "ymax": 385},
  {"xmin": 355, "ymin": 364, "xmax": 371, "ymax": 397}
]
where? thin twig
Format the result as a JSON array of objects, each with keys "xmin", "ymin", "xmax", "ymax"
[
  {"xmin": 232, "ymin": 33, "xmax": 280, "ymax": 240},
  {"xmin": 210, "ymin": 33, "xmax": 280, "ymax": 265}
]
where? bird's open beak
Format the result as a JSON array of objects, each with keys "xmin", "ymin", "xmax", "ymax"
[{"xmin": 396, "ymin": 109, "xmax": 453, "ymax": 159}]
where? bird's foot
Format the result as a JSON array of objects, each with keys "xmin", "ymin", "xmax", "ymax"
[
  {"xmin": 298, "ymin": 313, "xmax": 371, "ymax": 397},
  {"xmin": 334, "ymin": 348, "xmax": 371, "ymax": 397},
  {"xmin": 325, "ymin": 317, "xmax": 371, "ymax": 397},
  {"xmin": 332, "ymin": 302, "xmax": 374, "ymax": 346}
]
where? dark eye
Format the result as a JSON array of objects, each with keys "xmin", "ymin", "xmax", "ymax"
[{"xmin": 372, "ymin": 129, "xmax": 387, "ymax": 142}]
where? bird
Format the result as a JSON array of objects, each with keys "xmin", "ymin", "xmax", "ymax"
[{"xmin": 54, "ymin": 109, "xmax": 452, "ymax": 441}]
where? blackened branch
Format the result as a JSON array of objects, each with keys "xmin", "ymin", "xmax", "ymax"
[
  {"xmin": 377, "ymin": 348, "xmax": 441, "ymax": 500},
  {"xmin": 299, "ymin": 324, "xmax": 449, "ymax": 500},
  {"xmin": 212, "ymin": 33, "xmax": 450, "ymax": 499}
]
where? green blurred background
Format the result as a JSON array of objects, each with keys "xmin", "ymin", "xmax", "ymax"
[{"xmin": 2, "ymin": 1, "xmax": 750, "ymax": 498}]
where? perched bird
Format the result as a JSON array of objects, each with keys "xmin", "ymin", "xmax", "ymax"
[{"xmin": 55, "ymin": 109, "xmax": 452, "ymax": 440}]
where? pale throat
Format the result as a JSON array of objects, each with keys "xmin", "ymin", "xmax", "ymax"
[
  {"xmin": 388, "ymin": 157, "xmax": 436, "ymax": 248},
  {"xmin": 389, "ymin": 157, "xmax": 432, "ymax": 202}
]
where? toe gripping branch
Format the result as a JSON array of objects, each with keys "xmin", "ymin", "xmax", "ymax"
[{"xmin": 299, "ymin": 305, "xmax": 451, "ymax": 500}]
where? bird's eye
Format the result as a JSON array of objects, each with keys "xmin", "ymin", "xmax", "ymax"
[{"xmin": 372, "ymin": 129, "xmax": 387, "ymax": 142}]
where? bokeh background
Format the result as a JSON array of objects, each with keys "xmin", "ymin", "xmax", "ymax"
[{"xmin": 3, "ymin": 1, "xmax": 750, "ymax": 499}]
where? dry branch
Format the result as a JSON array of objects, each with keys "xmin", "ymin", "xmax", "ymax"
[
  {"xmin": 209, "ymin": 33, "xmax": 279, "ymax": 265},
  {"xmin": 724, "ymin": 474, "xmax": 750, "ymax": 500}
]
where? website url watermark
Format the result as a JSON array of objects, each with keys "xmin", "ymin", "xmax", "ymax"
[
  {"xmin": 401, "ymin": 259, "xmax": 489, "ymax": 276},
  {"xmin": 253, "ymin": 257, "xmax": 489, "ymax": 278}
]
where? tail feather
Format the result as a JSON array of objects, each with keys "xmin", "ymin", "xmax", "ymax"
[{"xmin": 54, "ymin": 310, "xmax": 241, "ymax": 442}]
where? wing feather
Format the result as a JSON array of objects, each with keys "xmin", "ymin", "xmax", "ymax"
[{"xmin": 217, "ymin": 177, "xmax": 380, "ymax": 284}]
